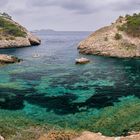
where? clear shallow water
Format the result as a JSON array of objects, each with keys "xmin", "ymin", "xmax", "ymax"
[{"xmin": 0, "ymin": 31, "xmax": 140, "ymax": 136}]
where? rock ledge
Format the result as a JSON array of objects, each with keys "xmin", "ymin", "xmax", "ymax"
[{"xmin": 0, "ymin": 54, "xmax": 20, "ymax": 64}]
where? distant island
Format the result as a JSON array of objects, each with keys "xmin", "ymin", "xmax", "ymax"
[
  {"xmin": 78, "ymin": 13, "xmax": 140, "ymax": 58},
  {"xmin": 32, "ymin": 29, "xmax": 55, "ymax": 33},
  {"xmin": 0, "ymin": 13, "xmax": 41, "ymax": 64}
]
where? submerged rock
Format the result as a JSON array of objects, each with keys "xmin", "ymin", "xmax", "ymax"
[
  {"xmin": 75, "ymin": 57, "xmax": 90, "ymax": 64},
  {"xmin": 0, "ymin": 54, "xmax": 20, "ymax": 64},
  {"xmin": 78, "ymin": 14, "xmax": 140, "ymax": 58}
]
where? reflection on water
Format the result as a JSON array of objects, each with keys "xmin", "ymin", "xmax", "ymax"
[{"xmin": 0, "ymin": 31, "xmax": 140, "ymax": 136}]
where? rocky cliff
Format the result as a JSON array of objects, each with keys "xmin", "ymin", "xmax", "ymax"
[
  {"xmin": 78, "ymin": 13, "xmax": 140, "ymax": 58},
  {"xmin": 0, "ymin": 15, "xmax": 40, "ymax": 48},
  {"xmin": 0, "ymin": 13, "xmax": 41, "ymax": 64}
]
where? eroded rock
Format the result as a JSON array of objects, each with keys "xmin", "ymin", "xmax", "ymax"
[
  {"xmin": 0, "ymin": 54, "xmax": 20, "ymax": 64},
  {"xmin": 78, "ymin": 15, "xmax": 140, "ymax": 58}
]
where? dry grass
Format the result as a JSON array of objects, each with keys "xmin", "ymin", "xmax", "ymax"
[{"xmin": 38, "ymin": 130, "xmax": 78, "ymax": 140}]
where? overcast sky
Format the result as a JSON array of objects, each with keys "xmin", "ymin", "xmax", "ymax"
[{"xmin": 0, "ymin": 0, "xmax": 140, "ymax": 31}]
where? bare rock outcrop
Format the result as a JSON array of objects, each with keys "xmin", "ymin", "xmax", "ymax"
[
  {"xmin": 38, "ymin": 131, "xmax": 140, "ymax": 140},
  {"xmin": 0, "ymin": 54, "xmax": 20, "ymax": 64},
  {"xmin": 78, "ymin": 15, "xmax": 140, "ymax": 58},
  {"xmin": 73, "ymin": 131, "xmax": 140, "ymax": 140}
]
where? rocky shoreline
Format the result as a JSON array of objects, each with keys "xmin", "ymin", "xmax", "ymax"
[
  {"xmin": 78, "ymin": 14, "xmax": 140, "ymax": 58},
  {"xmin": 0, "ymin": 54, "xmax": 21, "ymax": 64},
  {"xmin": 0, "ymin": 14, "xmax": 41, "ymax": 64},
  {"xmin": 0, "ymin": 17, "xmax": 41, "ymax": 49}
]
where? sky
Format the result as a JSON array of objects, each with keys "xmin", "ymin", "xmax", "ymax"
[{"xmin": 0, "ymin": 0, "xmax": 140, "ymax": 31}]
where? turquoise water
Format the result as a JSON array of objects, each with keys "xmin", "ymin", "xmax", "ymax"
[{"xmin": 0, "ymin": 31, "xmax": 140, "ymax": 136}]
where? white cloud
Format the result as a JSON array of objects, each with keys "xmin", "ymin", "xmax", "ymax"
[{"xmin": 0, "ymin": 0, "xmax": 139, "ymax": 30}]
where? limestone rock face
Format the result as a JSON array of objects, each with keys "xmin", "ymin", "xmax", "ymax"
[
  {"xmin": 0, "ymin": 17, "xmax": 41, "ymax": 48},
  {"xmin": 0, "ymin": 37, "xmax": 30, "ymax": 48},
  {"xmin": 28, "ymin": 33, "xmax": 41, "ymax": 46},
  {"xmin": 78, "ymin": 17, "xmax": 140, "ymax": 58}
]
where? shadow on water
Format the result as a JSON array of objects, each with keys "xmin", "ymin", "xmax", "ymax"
[
  {"xmin": 1, "ymin": 82, "xmax": 140, "ymax": 115},
  {"xmin": 1, "ymin": 59, "xmax": 140, "ymax": 114},
  {"xmin": 0, "ymin": 88, "xmax": 35, "ymax": 110}
]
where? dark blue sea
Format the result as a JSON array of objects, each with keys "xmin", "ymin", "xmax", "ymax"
[{"xmin": 0, "ymin": 31, "xmax": 140, "ymax": 136}]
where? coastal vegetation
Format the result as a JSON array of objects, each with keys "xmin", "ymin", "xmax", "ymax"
[
  {"xmin": 119, "ymin": 13, "xmax": 140, "ymax": 37},
  {"xmin": 0, "ymin": 112, "xmax": 77, "ymax": 140},
  {"xmin": 114, "ymin": 33, "xmax": 122, "ymax": 40},
  {"xmin": 0, "ymin": 16, "xmax": 26, "ymax": 38},
  {"xmin": 1, "ymin": 97, "xmax": 140, "ymax": 139},
  {"xmin": 77, "ymin": 97, "xmax": 140, "ymax": 136},
  {"xmin": 0, "ymin": 13, "xmax": 40, "ymax": 49}
]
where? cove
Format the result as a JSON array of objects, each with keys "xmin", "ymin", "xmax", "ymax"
[{"xmin": 0, "ymin": 31, "xmax": 140, "ymax": 136}]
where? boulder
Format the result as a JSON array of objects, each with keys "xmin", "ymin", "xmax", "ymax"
[
  {"xmin": 27, "ymin": 33, "xmax": 41, "ymax": 46},
  {"xmin": 0, "ymin": 54, "xmax": 20, "ymax": 64},
  {"xmin": 75, "ymin": 58, "xmax": 90, "ymax": 64}
]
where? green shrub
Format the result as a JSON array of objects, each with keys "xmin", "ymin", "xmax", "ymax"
[
  {"xmin": 115, "ymin": 33, "xmax": 122, "ymax": 40},
  {"xmin": 0, "ymin": 17, "xmax": 26, "ymax": 37},
  {"xmin": 9, "ymin": 36, "xmax": 15, "ymax": 40},
  {"xmin": 77, "ymin": 97, "xmax": 140, "ymax": 136},
  {"xmin": 117, "ymin": 25, "xmax": 126, "ymax": 31},
  {"xmin": 125, "ymin": 14, "xmax": 131, "ymax": 18},
  {"xmin": 121, "ymin": 13, "xmax": 140, "ymax": 37},
  {"xmin": 6, "ymin": 37, "xmax": 9, "ymax": 40}
]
